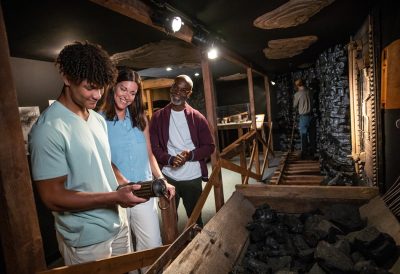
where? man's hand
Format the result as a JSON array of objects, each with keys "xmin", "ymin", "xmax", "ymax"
[
  {"xmin": 116, "ymin": 184, "xmax": 147, "ymax": 208},
  {"xmin": 172, "ymin": 150, "xmax": 191, "ymax": 167}
]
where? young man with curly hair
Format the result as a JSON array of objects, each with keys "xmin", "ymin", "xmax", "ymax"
[{"xmin": 29, "ymin": 41, "xmax": 146, "ymax": 265}]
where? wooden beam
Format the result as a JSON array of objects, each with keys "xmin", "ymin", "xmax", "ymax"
[
  {"xmin": 263, "ymin": 76, "xmax": 273, "ymax": 150},
  {"xmin": 243, "ymin": 142, "xmax": 257, "ymax": 184},
  {"xmin": 164, "ymin": 192, "xmax": 255, "ymax": 274},
  {"xmin": 142, "ymin": 78, "xmax": 174, "ymax": 90},
  {"xmin": 247, "ymin": 68, "xmax": 260, "ymax": 175},
  {"xmin": 220, "ymin": 158, "xmax": 262, "ymax": 181},
  {"xmin": 89, "ymin": 0, "xmax": 193, "ymax": 43},
  {"xmin": 185, "ymin": 163, "xmax": 221, "ymax": 229},
  {"xmin": 0, "ymin": 6, "xmax": 46, "ymax": 274},
  {"xmin": 147, "ymin": 224, "xmax": 199, "ymax": 274},
  {"xmin": 236, "ymin": 184, "xmax": 379, "ymax": 213},
  {"xmin": 159, "ymin": 197, "xmax": 178, "ymax": 244},
  {"xmin": 37, "ymin": 246, "xmax": 169, "ymax": 274},
  {"xmin": 145, "ymin": 89, "xmax": 153, "ymax": 118},
  {"xmin": 201, "ymin": 53, "xmax": 224, "ymax": 211}
]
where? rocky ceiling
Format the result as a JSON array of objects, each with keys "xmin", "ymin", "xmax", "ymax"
[{"xmin": 1, "ymin": 0, "xmax": 376, "ymax": 79}]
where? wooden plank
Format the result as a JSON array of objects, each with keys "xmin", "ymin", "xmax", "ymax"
[
  {"xmin": 37, "ymin": 246, "xmax": 169, "ymax": 274},
  {"xmin": 201, "ymin": 54, "xmax": 224, "ymax": 212},
  {"xmin": 164, "ymin": 192, "xmax": 255, "ymax": 274},
  {"xmin": 263, "ymin": 76, "xmax": 272, "ymax": 145},
  {"xmin": 243, "ymin": 141, "xmax": 257, "ymax": 184},
  {"xmin": 142, "ymin": 78, "xmax": 174, "ymax": 90},
  {"xmin": 185, "ymin": 163, "xmax": 222, "ymax": 229},
  {"xmin": 282, "ymin": 175, "xmax": 324, "ymax": 180},
  {"xmin": 159, "ymin": 197, "xmax": 178, "ymax": 244},
  {"xmin": 145, "ymin": 89, "xmax": 153, "ymax": 118},
  {"xmin": 280, "ymin": 180, "xmax": 321, "ymax": 186},
  {"xmin": 236, "ymin": 184, "xmax": 379, "ymax": 213},
  {"xmin": 220, "ymin": 158, "xmax": 262, "ymax": 181},
  {"xmin": 284, "ymin": 169, "xmax": 321, "ymax": 175},
  {"xmin": 89, "ymin": 0, "xmax": 194, "ymax": 43},
  {"xmin": 146, "ymin": 225, "xmax": 198, "ymax": 274},
  {"xmin": 0, "ymin": 7, "xmax": 46, "ymax": 274},
  {"xmin": 247, "ymin": 68, "xmax": 260, "ymax": 175}
]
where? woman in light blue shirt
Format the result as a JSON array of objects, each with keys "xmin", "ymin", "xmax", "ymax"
[{"xmin": 98, "ymin": 66, "xmax": 175, "ymax": 252}]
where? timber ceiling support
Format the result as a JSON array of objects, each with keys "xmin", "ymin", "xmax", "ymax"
[
  {"xmin": 0, "ymin": 5, "xmax": 46, "ymax": 273},
  {"xmin": 89, "ymin": 0, "xmax": 268, "ymax": 78}
]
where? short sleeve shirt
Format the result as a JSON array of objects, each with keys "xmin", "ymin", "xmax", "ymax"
[{"xmin": 29, "ymin": 101, "xmax": 121, "ymax": 247}]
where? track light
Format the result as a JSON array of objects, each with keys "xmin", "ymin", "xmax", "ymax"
[
  {"xmin": 151, "ymin": 9, "xmax": 183, "ymax": 34},
  {"xmin": 207, "ymin": 45, "xmax": 218, "ymax": 59},
  {"xmin": 170, "ymin": 16, "xmax": 183, "ymax": 32}
]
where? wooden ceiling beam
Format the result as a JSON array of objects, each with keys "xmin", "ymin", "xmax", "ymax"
[
  {"xmin": 89, "ymin": 0, "xmax": 193, "ymax": 43},
  {"xmin": 142, "ymin": 78, "xmax": 174, "ymax": 90},
  {"xmin": 90, "ymin": 0, "xmax": 268, "ymax": 77}
]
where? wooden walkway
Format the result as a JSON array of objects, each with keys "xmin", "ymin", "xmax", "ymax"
[{"xmin": 269, "ymin": 151, "xmax": 324, "ymax": 185}]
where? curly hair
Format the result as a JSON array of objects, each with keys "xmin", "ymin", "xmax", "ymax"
[
  {"xmin": 55, "ymin": 41, "xmax": 117, "ymax": 87},
  {"xmin": 99, "ymin": 66, "xmax": 147, "ymax": 131}
]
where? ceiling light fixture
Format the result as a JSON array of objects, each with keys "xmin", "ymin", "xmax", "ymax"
[
  {"xmin": 271, "ymin": 81, "xmax": 276, "ymax": 86},
  {"xmin": 170, "ymin": 16, "xmax": 183, "ymax": 32},
  {"xmin": 166, "ymin": 67, "xmax": 172, "ymax": 71},
  {"xmin": 207, "ymin": 46, "xmax": 218, "ymax": 60}
]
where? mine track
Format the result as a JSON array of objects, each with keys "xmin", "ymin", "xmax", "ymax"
[{"xmin": 269, "ymin": 151, "xmax": 323, "ymax": 185}]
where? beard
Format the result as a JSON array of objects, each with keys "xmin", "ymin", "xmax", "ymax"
[{"xmin": 170, "ymin": 95, "xmax": 185, "ymax": 106}]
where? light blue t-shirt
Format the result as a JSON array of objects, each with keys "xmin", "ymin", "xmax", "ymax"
[
  {"xmin": 28, "ymin": 101, "xmax": 122, "ymax": 247},
  {"xmin": 101, "ymin": 111, "xmax": 152, "ymax": 183}
]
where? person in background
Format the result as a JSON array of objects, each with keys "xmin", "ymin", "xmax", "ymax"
[
  {"xmin": 29, "ymin": 41, "xmax": 147, "ymax": 265},
  {"xmin": 149, "ymin": 75, "xmax": 215, "ymax": 227},
  {"xmin": 98, "ymin": 66, "xmax": 175, "ymax": 253},
  {"xmin": 293, "ymin": 78, "xmax": 313, "ymax": 159}
]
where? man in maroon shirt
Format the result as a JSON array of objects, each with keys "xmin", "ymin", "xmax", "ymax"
[{"xmin": 149, "ymin": 75, "xmax": 215, "ymax": 226}]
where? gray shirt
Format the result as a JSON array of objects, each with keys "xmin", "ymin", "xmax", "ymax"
[{"xmin": 293, "ymin": 87, "xmax": 311, "ymax": 115}]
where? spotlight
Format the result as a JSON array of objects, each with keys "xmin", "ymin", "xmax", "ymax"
[
  {"xmin": 170, "ymin": 16, "xmax": 183, "ymax": 32},
  {"xmin": 207, "ymin": 46, "xmax": 218, "ymax": 59},
  {"xmin": 194, "ymin": 72, "xmax": 200, "ymax": 77},
  {"xmin": 151, "ymin": 9, "xmax": 183, "ymax": 34},
  {"xmin": 166, "ymin": 67, "xmax": 172, "ymax": 71},
  {"xmin": 271, "ymin": 81, "xmax": 276, "ymax": 86}
]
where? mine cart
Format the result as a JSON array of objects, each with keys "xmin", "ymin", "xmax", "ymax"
[{"xmin": 155, "ymin": 184, "xmax": 399, "ymax": 273}]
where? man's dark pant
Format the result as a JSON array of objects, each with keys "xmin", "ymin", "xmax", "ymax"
[
  {"xmin": 298, "ymin": 114, "xmax": 311, "ymax": 158},
  {"xmin": 163, "ymin": 175, "xmax": 203, "ymax": 227}
]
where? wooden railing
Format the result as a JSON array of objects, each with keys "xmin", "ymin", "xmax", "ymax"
[{"xmin": 185, "ymin": 123, "xmax": 274, "ymax": 229}]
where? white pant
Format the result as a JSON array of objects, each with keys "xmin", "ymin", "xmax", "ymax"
[
  {"xmin": 57, "ymin": 219, "xmax": 132, "ymax": 265},
  {"xmin": 127, "ymin": 197, "xmax": 162, "ymax": 251}
]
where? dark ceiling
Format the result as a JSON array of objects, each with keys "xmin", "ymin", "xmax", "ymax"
[{"xmin": 1, "ymin": 0, "xmax": 376, "ymax": 78}]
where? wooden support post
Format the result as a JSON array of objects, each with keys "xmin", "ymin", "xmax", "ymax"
[
  {"xmin": 145, "ymin": 89, "xmax": 153, "ymax": 118},
  {"xmin": 201, "ymin": 53, "xmax": 224, "ymax": 211},
  {"xmin": 264, "ymin": 76, "xmax": 273, "ymax": 150},
  {"xmin": 238, "ymin": 127, "xmax": 246, "ymax": 182},
  {"xmin": 185, "ymin": 164, "xmax": 222, "ymax": 229},
  {"xmin": 0, "ymin": 6, "xmax": 46, "ymax": 273},
  {"xmin": 247, "ymin": 68, "xmax": 260, "ymax": 175},
  {"xmin": 159, "ymin": 197, "xmax": 178, "ymax": 244}
]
